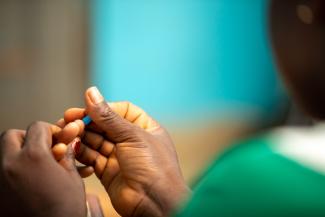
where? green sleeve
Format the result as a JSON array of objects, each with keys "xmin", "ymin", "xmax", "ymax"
[{"xmin": 174, "ymin": 137, "xmax": 325, "ymax": 217}]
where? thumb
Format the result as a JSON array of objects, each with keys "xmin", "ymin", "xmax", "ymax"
[{"xmin": 85, "ymin": 87, "xmax": 137, "ymax": 143}]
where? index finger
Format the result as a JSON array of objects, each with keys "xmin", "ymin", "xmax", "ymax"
[
  {"xmin": 64, "ymin": 108, "xmax": 86, "ymax": 123},
  {"xmin": 55, "ymin": 120, "xmax": 84, "ymax": 144}
]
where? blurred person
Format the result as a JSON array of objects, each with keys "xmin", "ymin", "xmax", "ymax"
[{"xmin": 1, "ymin": 0, "xmax": 325, "ymax": 217}]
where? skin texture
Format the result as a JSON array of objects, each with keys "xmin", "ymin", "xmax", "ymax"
[
  {"xmin": 0, "ymin": 122, "xmax": 86, "ymax": 217},
  {"xmin": 270, "ymin": 0, "xmax": 325, "ymax": 119},
  {"xmin": 61, "ymin": 87, "xmax": 190, "ymax": 217}
]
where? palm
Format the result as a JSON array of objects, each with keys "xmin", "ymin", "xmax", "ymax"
[
  {"xmin": 101, "ymin": 139, "xmax": 161, "ymax": 216},
  {"xmin": 108, "ymin": 173, "xmax": 143, "ymax": 217}
]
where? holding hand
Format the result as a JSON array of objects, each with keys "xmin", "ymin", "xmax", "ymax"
[
  {"xmin": 0, "ymin": 122, "xmax": 86, "ymax": 217},
  {"xmin": 64, "ymin": 87, "xmax": 190, "ymax": 217}
]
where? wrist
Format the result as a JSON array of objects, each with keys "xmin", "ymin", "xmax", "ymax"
[
  {"xmin": 132, "ymin": 195, "xmax": 164, "ymax": 217},
  {"xmin": 148, "ymin": 175, "xmax": 191, "ymax": 217},
  {"xmin": 132, "ymin": 175, "xmax": 190, "ymax": 217}
]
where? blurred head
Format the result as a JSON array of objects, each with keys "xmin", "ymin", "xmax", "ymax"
[{"xmin": 270, "ymin": 0, "xmax": 325, "ymax": 119}]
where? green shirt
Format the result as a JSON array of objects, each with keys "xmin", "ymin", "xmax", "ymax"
[{"xmin": 175, "ymin": 125, "xmax": 325, "ymax": 217}]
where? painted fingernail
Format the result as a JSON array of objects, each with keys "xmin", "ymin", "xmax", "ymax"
[
  {"xmin": 88, "ymin": 86, "xmax": 104, "ymax": 105},
  {"xmin": 72, "ymin": 138, "xmax": 81, "ymax": 155}
]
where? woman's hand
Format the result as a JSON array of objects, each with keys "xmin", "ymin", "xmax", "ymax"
[
  {"xmin": 0, "ymin": 122, "xmax": 87, "ymax": 217},
  {"xmin": 64, "ymin": 87, "xmax": 190, "ymax": 217}
]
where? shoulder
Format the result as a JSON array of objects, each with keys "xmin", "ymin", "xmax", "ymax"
[
  {"xmin": 205, "ymin": 123, "xmax": 325, "ymax": 182},
  {"xmin": 179, "ymin": 125, "xmax": 325, "ymax": 217}
]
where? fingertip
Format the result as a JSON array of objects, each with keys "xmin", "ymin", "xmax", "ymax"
[
  {"xmin": 52, "ymin": 143, "xmax": 67, "ymax": 161},
  {"xmin": 65, "ymin": 122, "xmax": 80, "ymax": 135},
  {"xmin": 85, "ymin": 86, "xmax": 105, "ymax": 107},
  {"xmin": 64, "ymin": 108, "xmax": 86, "ymax": 123},
  {"xmin": 64, "ymin": 108, "xmax": 75, "ymax": 122},
  {"xmin": 58, "ymin": 122, "xmax": 80, "ymax": 144}
]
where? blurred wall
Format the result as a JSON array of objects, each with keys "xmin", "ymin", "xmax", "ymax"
[
  {"xmin": 0, "ymin": 1, "xmax": 108, "ymax": 216},
  {"xmin": 91, "ymin": 0, "xmax": 288, "ymax": 124},
  {"xmin": 0, "ymin": 0, "xmax": 89, "ymax": 131}
]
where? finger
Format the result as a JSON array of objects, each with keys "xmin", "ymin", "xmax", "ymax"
[
  {"xmin": 75, "ymin": 142, "xmax": 99, "ymax": 166},
  {"xmin": 75, "ymin": 119, "xmax": 85, "ymax": 136},
  {"xmin": 77, "ymin": 166, "xmax": 94, "ymax": 178},
  {"xmin": 86, "ymin": 194, "xmax": 104, "ymax": 217},
  {"xmin": 84, "ymin": 122, "xmax": 104, "ymax": 134},
  {"xmin": 101, "ymin": 152, "xmax": 120, "ymax": 188},
  {"xmin": 52, "ymin": 143, "xmax": 67, "ymax": 161},
  {"xmin": 56, "ymin": 118, "xmax": 66, "ymax": 128},
  {"xmin": 50, "ymin": 124, "xmax": 63, "ymax": 136},
  {"xmin": 23, "ymin": 122, "xmax": 55, "ymax": 155},
  {"xmin": 133, "ymin": 113, "xmax": 148, "ymax": 129},
  {"xmin": 85, "ymin": 87, "xmax": 137, "ymax": 143},
  {"xmin": 107, "ymin": 102, "xmax": 129, "ymax": 118},
  {"xmin": 75, "ymin": 141, "xmax": 108, "ymax": 178},
  {"xmin": 56, "ymin": 121, "xmax": 84, "ymax": 144},
  {"xmin": 82, "ymin": 131, "xmax": 114, "ymax": 157},
  {"xmin": 64, "ymin": 108, "xmax": 86, "ymax": 123},
  {"xmin": 59, "ymin": 139, "xmax": 78, "ymax": 173},
  {"xmin": 0, "ymin": 130, "xmax": 25, "ymax": 160},
  {"xmin": 110, "ymin": 102, "xmax": 159, "ymax": 130}
]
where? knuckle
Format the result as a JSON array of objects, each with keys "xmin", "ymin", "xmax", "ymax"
[
  {"xmin": 25, "ymin": 147, "xmax": 44, "ymax": 162},
  {"xmin": 29, "ymin": 121, "xmax": 47, "ymax": 129},
  {"xmin": 0, "ymin": 129, "xmax": 18, "ymax": 143},
  {"xmin": 118, "ymin": 126, "xmax": 142, "ymax": 142},
  {"xmin": 100, "ymin": 104, "xmax": 116, "ymax": 119},
  {"xmin": 98, "ymin": 102, "xmax": 142, "ymax": 142},
  {"xmin": 25, "ymin": 121, "xmax": 49, "ymax": 159},
  {"xmin": 0, "ymin": 130, "xmax": 10, "ymax": 142},
  {"xmin": 99, "ymin": 105, "xmax": 127, "ymax": 126}
]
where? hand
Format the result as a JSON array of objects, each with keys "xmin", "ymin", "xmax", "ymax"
[
  {"xmin": 64, "ymin": 87, "xmax": 190, "ymax": 217},
  {"xmin": 0, "ymin": 122, "xmax": 87, "ymax": 217}
]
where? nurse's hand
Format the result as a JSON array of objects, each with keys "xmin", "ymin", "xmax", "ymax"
[
  {"xmin": 0, "ymin": 122, "xmax": 87, "ymax": 217},
  {"xmin": 66, "ymin": 87, "xmax": 190, "ymax": 217}
]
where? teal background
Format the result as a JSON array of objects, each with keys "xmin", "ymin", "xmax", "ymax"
[{"xmin": 90, "ymin": 0, "xmax": 287, "ymax": 123}]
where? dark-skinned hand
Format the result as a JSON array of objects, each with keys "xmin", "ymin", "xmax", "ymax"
[
  {"xmin": 61, "ymin": 87, "xmax": 190, "ymax": 217},
  {"xmin": 0, "ymin": 122, "xmax": 86, "ymax": 217}
]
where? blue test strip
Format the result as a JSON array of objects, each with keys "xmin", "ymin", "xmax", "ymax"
[{"xmin": 82, "ymin": 116, "xmax": 92, "ymax": 125}]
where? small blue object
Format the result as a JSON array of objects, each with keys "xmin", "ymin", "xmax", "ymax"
[{"xmin": 82, "ymin": 116, "xmax": 92, "ymax": 125}]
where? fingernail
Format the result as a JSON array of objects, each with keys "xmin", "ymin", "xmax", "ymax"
[
  {"xmin": 88, "ymin": 86, "xmax": 104, "ymax": 105},
  {"xmin": 72, "ymin": 138, "xmax": 81, "ymax": 155}
]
